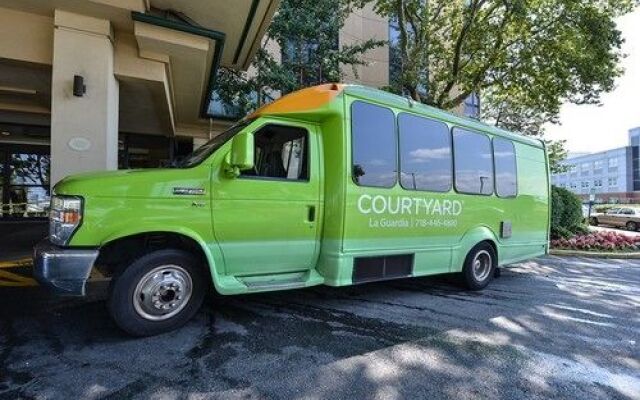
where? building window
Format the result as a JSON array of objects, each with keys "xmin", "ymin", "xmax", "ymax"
[
  {"xmin": 209, "ymin": 88, "xmax": 275, "ymax": 121},
  {"xmin": 608, "ymin": 177, "xmax": 618, "ymax": 187},
  {"xmin": 608, "ymin": 157, "xmax": 618, "ymax": 168},
  {"xmin": 1, "ymin": 148, "xmax": 51, "ymax": 219},
  {"xmin": 351, "ymin": 101, "xmax": 397, "ymax": 188},
  {"xmin": 493, "ymin": 138, "xmax": 517, "ymax": 197},
  {"xmin": 282, "ymin": 39, "xmax": 322, "ymax": 87},
  {"xmin": 398, "ymin": 113, "xmax": 452, "ymax": 192},
  {"xmin": 453, "ymin": 128, "xmax": 493, "ymax": 195},
  {"xmin": 463, "ymin": 93, "xmax": 481, "ymax": 119},
  {"xmin": 594, "ymin": 160, "xmax": 604, "ymax": 174},
  {"xmin": 570, "ymin": 165, "xmax": 578, "ymax": 177},
  {"xmin": 594, "ymin": 179, "xmax": 603, "ymax": 188},
  {"xmin": 581, "ymin": 162, "xmax": 591, "ymax": 176}
]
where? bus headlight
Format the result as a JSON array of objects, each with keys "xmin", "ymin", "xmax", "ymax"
[{"xmin": 49, "ymin": 195, "xmax": 83, "ymax": 246}]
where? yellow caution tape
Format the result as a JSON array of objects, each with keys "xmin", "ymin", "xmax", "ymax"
[
  {"xmin": 0, "ymin": 270, "xmax": 37, "ymax": 287},
  {"xmin": 0, "ymin": 258, "xmax": 32, "ymax": 269}
]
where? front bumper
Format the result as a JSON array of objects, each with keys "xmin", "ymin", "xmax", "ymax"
[{"xmin": 33, "ymin": 239, "xmax": 99, "ymax": 296}]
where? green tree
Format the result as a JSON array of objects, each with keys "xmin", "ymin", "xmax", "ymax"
[
  {"xmin": 215, "ymin": 0, "xmax": 384, "ymax": 117},
  {"xmin": 374, "ymin": 0, "xmax": 636, "ymax": 171}
]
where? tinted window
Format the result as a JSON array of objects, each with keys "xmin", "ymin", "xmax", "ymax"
[
  {"xmin": 241, "ymin": 124, "xmax": 308, "ymax": 181},
  {"xmin": 351, "ymin": 101, "xmax": 397, "ymax": 187},
  {"xmin": 398, "ymin": 113, "xmax": 451, "ymax": 192},
  {"xmin": 453, "ymin": 128, "xmax": 493, "ymax": 195},
  {"xmin": 493, "ymin": 138, "xmax": 517, "ymax": 197}
]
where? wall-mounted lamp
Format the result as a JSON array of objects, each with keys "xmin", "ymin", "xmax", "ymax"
[{"xmin": 73, "ymin": 75, "xmax": 86, "ymax": 97}]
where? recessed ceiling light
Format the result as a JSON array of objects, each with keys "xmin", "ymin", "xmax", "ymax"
[{"xmin": 1, "ymin": 131, "xmax": 10, "ymax": 136}]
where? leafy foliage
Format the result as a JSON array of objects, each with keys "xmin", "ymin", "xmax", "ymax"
[
  {"xmin": 373, "ymin": 0, "xmax": 637, "ymax": 172},
  {"xmin": 545, "ymin": 140, "xmax": 569, "ymax": 174},
  {"xmin": 551, "ymin": 185, "xmax": 586, "ymax": 239},
  {"xmin": 214, "ymin": 0, "xmax": 385, "ymax": 117},
  {"xmin": 374, "ymin": 0, "xmax": 635, "ymax": 109}
]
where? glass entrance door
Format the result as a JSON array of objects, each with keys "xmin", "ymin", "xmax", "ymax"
[{"xmin": 0, "ymin": 144, "xmax": 50, "ymax": 219}]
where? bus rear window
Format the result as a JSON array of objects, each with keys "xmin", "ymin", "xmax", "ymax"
[{"xmin": 493, "ymin": 138, "xmax": 517, "ymax": 197}]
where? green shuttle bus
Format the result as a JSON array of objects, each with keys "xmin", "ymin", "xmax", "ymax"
[{"xmin": 34, "ymin": 84, "xmax": 550, "ymax": 336}]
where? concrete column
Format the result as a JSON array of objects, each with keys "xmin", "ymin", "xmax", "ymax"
[{"xmin": 51, "ymin": 10, "xmax": 118, "ymax": 185}]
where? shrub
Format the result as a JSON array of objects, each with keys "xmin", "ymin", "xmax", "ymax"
[
  {"xmin": 551, "ymin": 187, "xmax": 563, "ymax": 230},
  {"xmin": 551, "ymin": 231, "xmax": 639, "ymax": 252},
  {"xmin": 553, "ymin": 226, "xmax": 574, "ymax": 239},
  {"xmin": 568, "ymin": 224, "xmax": 590, "ymax": 235},
  {"xmin": 551, "ymin": 186, "xmax": 586, "ymax": 239}
]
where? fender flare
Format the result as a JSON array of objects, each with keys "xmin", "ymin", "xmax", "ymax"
[
  {"xmin": 452, "ymin": 225, "xmax": 500, "ymax": 273},
  {"xmin": 100, "ymin": 227, "xmax": 225, "ymax": 294}
]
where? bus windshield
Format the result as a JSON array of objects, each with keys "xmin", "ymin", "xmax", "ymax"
[{"xmin": 178, "ymin": 119, "xmax": 253, "ymax": 168}]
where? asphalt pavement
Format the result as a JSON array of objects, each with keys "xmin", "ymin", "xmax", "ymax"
[{"xmin": 1, "ymin": 256, "xmax": 639, "ymax": 400}]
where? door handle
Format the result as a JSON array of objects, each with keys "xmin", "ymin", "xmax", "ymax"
[{"xmin": 307, "ymin": 205, "xmax": 316, "ymax": 222}]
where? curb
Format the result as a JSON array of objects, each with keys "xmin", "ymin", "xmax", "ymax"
[{"xmin": 549, "ymin": 249, "xmax": 640, "ymax": 259}]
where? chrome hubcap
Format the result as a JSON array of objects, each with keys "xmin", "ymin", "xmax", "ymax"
[
  {"xmin": 133, "ymin": 265, "xmax": 192, "ymax": 321},
  {"xmin": 472, "ymin": 250, "xmax": 492, "ymax": 282}
]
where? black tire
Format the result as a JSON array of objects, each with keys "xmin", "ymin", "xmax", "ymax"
[
  {"xmin": 626, "ymin": 221, "xmax": 637, "ymax": 231},
  {"xmin": 590, "ymin": 217, "xmax": 598, "ymax": 226},
  {"xmin": 108, "ymin": 249, "xmax": 207, "ymax": 337},
  {"xmin": 460, "ymin": 242, "xmax": 496, "ymax": 291}
]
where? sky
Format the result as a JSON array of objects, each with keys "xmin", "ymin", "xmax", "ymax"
[{"xmin": 544, "ymin": 8, "xmax": 640, "ymax": 154}]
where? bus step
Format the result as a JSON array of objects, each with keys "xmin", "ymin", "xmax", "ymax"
[{"xmin": 238, "ymin": 270, "xmax": 319, "ymax": 291}]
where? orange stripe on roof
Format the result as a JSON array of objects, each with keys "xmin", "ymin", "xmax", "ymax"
[{"xmin": 248, "ymin": 83, "xmax": 344, "ymax": 119}]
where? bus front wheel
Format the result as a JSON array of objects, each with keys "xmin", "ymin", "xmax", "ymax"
[
  {"xmin": 460, "ymin": 243, "xmax": 496, "ymax": 291},
  {"xmin": 108, "ymin": 249, "xmax": 207, "ymax": 337}
]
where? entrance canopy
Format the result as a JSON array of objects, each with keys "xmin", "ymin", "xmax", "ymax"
[
  {"xmin": 0, "ymin": 0, "xmax": 280, "ymax": 190},
  {"xmin": 0, "ymin": 0, "xmax": 279, "ymax": 139}
]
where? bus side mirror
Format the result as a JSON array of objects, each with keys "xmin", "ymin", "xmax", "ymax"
[{"xmin": 225, "ymin": 131, "xmax": 254, "ymax": 177}]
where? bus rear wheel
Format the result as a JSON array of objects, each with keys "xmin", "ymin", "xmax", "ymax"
[
  {"xmin": 626, "ymin": 221, "xmax": 637, "ymax": 231},
  {"xmin": 108, "ymin": 249, "xmax": 206, "ymax": 337},
  {"xmin": 460, "ymin": 243, "xmax": 496, "ymax": 291}
]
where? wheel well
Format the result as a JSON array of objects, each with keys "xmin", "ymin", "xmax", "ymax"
[
  {"xmin": 94, "ymin": 232, "xmax": 209, "ymax": 278},
  {"xmin": 479, "ymin": 239, "xmax": 498, "ymax": 264}
]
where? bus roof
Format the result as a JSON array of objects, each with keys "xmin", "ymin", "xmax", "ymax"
[{"xmin": 249, "ymin": 83, "xmax": 544, "ymax": 149}]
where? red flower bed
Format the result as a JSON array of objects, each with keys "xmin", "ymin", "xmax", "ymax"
[{"xmin": 551, "ymin": 231, "xmax": 640, "ymax": 252}]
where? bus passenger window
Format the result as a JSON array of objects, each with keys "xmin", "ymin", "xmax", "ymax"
[
  {"xmin": 242, "ymin": 124, "xmax": 308, "ymax": 181},
  {"xmin": 453, "ymin": 128, "xmax": 494, "ymax": 195},
  {"xmin": 398, "ymin": 113, "xmax": 452, "ymax": 192},
  {"xmin": 493, "ymin": 138, "xmax": 517, "ymax": 197},
  {"xmin": 351, "ymin": 101, "xmax": 397, "ymax": 188}
]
